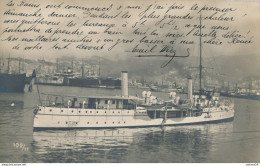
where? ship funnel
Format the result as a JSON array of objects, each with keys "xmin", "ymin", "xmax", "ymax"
[
  {"xmin": 187, "ymin": 77, "xmax": 193, "ymax": 100},
  {"xmin": 121, "ymin": 71, "xmax": 128, "ymax": 97}
]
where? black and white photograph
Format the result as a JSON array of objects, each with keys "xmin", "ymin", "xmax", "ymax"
[{"xmin": 0, "ymin": 0, "xmax": 259, "ymax": 164}]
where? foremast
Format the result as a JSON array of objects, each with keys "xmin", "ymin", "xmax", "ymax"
[{"xmin": 199, "ymin": 13, "xmax": 203, "ymax": 98}]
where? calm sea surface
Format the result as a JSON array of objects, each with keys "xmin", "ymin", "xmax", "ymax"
[{"xmin": 0, "ymin": 85, "xmax": 259, "ymax": 163}]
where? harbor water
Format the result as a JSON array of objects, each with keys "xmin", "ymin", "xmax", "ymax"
[{"xmin": 0, "ymin": 85, "xmax": 259, "ymax": 163}]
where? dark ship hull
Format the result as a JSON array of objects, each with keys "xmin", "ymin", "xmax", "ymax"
[
  {"xmin": 100, "ymin": 78, "xmax": 121, "ymax": 89},
  {"xmin": 68, "ymin": 78, "xmax": 100, "ymax": 88},
  {"xmin": 220, "ymin": 93, "xmax": 260, "ymax": 101},
  {"xmin": 68, "ymin": 77, "xmax": 121, "ymax": 89},
  {"xmin": 233, "ymin": 95, "xmax": 260, "ymax": 101},
  {"xmin": 0, "ymin": 73, "xmax": 26, "ymax": 92}
]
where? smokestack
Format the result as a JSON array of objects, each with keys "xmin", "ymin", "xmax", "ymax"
[
  {"xmin": 121, "ymin": 71, "xmax": 128, "ymax": 97},
  {"xmin": 187, "ymin": 77, "xmax": 193, "ymax": 100}
]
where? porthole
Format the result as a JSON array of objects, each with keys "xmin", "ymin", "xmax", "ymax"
[
  {"xmin": 112, "ymin": 122, "xmax": 114, "ymax": 124},
  {"xmin": 90, "ymin": 111, "xmax": 92, "ymax": 113},
  {"xmin": 50, "ymin": 109, "xmax": 52, "ymax": 112},
  {"xmin": 105, "ymin": 111, "xmax": 107, "ymax": 113},
  {"xmin": 86, "ymin": 111, "xmax": 88, "ymax": 113},
  {"xmin": 124, "ymin": 121, "xmax": 126, "ymax": 123},
  {"xmin": 71, "ymin": 110, "xmax": 73, "ymax": 113},
  {"xmin": 113, "ymin": 111, "xmax": 114, "ymax": 113},
  {"xmin": 87, "ymin": 122, "xmax": 89, "ymax": 124},
  {"xmin": 105, "ymin": 122, "xmax": 106, "ymax": 124},
  {"xmin": 118, "ymin": 121, "xmax": 120, "ymax": 124},
  {"xmin": 79, "ymin": 111, "xmax": 81, "ymax": 113},
  {"xmin": 61, "ymin": 110, "xmax": 63, "ymax": 112},
  {"xmin": 118, "ymin": 111, "xmax": 120, "ymax": 113},
  {"xmin": 97, "ymin": 111, "xmax": 98, "ymax": 113},
  {"xmin": 76, "ymin": 122, "xmax": 78, "ymax": 124},
  {"xmin": 96, "ymin": 122, "xmax": 98, "ymax": 124},
  {"xmin": 66, "ymin": 122, "xmax": 68, "ymax": 124}
]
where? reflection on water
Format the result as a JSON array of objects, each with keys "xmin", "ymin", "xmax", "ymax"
[
  {"xmin": 0, "ymin": 85, "xmax": 260, "ymax": 163},
  {"xmin": 31, "ymin": 123, "xmax": 233, "ymax": 163},
  {"xmin": 32, "ymin": 128, "xmax": 140, "ymax": 162}
]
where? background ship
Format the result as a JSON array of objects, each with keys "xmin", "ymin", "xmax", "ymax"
[
  {"xmin": 0, "ymin": 73, "xmax": 26, "ymax": 92},
  {"xmin": 67, "ymin": 77, "xmax": 121, "ymax": 89},
  {"xmin": 0, "ymin": 57, "xmax": 35, "ymax": 93},
  {"xmin": 220, "ymin": 80, "xmax": 260, "ymax": 100},
  {"xmin": 35, "ymin": 63, "xmax": 121, "ymax": 89},
  {"xmin": 220, "ymin": 92, "xmax": 260, "ymax": 101}
]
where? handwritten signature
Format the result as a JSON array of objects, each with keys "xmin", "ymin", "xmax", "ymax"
[{"xmin": 137, "ymin": 48, "xmax": 190, "ymax": 68}]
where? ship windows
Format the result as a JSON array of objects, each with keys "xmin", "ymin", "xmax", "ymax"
[
  {"xmin": 87, "ymin": 122, "xmax": 89, "ymax": 124},
  {"xmin": 50, "ymin": 109, "xmax": 52, "ymax": 112},
  {"xmin": 105, "ymin": 100, "xmax": 108, "ymax": 104},
  {"xmin": 90, "ymin": 111, "xmax": 92, "ymax": 113},
  {"xmin": 118, "ymin": 111, "xmax": 120, "ymax": 113},
  {"xmin": 61, "ymin": 110, "xmax": 63, "ymax": 112},
  {"xmin": 86, "ymin": 111, "xmax": 88, "ymax": 113},
  {"xmin": 128, "ymin": 111, "xmax": 129, "ymax": 114},
  {"xmin": 79, "ymin": 110, "xmax": 81, "ymax": 113},
  {"xmin": 118, "ymin": 121, "xmax": 120, "ymax": 124},
  {"xmin": 112, "ymin": 122, "xmax": 114, "ymax": 124},
  {"xmin": 124, "ymin": 121, "xmax": 126, "ymax": 123},
  {"xmin": 112, "ymin": 100, "xmax": 115, "ymax": 104},
  {"xmin": 71, "ymin": 110, "xmax": 74, "ymax": 113},
  {"xmin": 104, "ymin": 122, "xmax": 106, "ymax": 124},
  {"xmin": 97, "ymin": 111, "xmax": 98, "ymax": 114},
  {"xmin": 66, "ymin": 122, "xmax": 68, "ymax": 124},
  {"xmin": 105, "ymin": 111, "xmax": 107, "ymax": 113},
  {"xmin": 96, "ymin": 122, "xmax": 98, "ymax": 124},
  {"xmin": 112, "ymin": 111, "xmax": 114, "ymax": 113}
]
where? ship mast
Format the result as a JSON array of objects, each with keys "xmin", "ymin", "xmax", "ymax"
[
  {"xmin": 7, "ymin": 56, "xmax": 10, "ymax": 74},
  {"xmin": 199, "ymin": 13, "xmax": 203, "ymax": 98},
  {"xmin": 22, "ymin": 55, "xmax": 24, "ymax": 72},
  {"xmin": 99, "ymin": 56, "xmax": 101, "ymax": 76},
  {"xmin": 18, "ymin": 58, "xmax": 21, "ymax": 74},
  {"xmin": 81, "ymin": 62, "xmax": 84, "ymax": 78},
  {"xmin": 71, "ymin": 60, "xmax": 74, "ymax": 73},
  {"xmin": 0, "ymin": 57, "xmax": 1, "ymax": 73},
  {"xmin": 56, "ymin": 58, "xmax": 59, "ymax": 73}
]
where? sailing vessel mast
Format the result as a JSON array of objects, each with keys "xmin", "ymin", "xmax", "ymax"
[
  {"xmin": 7, "ymin": 56, "xmax": 10, "ymax": 74},
  {"xmin": 56, "ymin": 58, "xmax": 59, "ymax": 73},
  {"xmin": 0, "ymin": 57, "xmax": 2, "ymax": 73},
  {"xmin": 199, "ymin": 14, "xmax": 203, "ymax": 97},
  {"xmin": 18, "ymin": 58, "xmax": 21, "ymax": 74},
  {"xmin": 81, "ymin": 62, "xmax": 84, "ymax": 78},
  {"xmin": 99, "ymin": 56, "xmax": 101, "ymax": 76}
]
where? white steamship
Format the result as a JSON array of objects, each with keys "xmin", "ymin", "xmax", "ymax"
[
  {"xmin": 33, "ymin": 71, "xmax": 234, "ymax": 130},
  {"xmin": 33, "ymin": 15, "xmax": 234, "ymax": 130}
]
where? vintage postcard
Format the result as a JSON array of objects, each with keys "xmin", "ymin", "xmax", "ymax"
[{"xmin": 0, "ymin": 0, "xmax": 259, "ymax": 163}]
